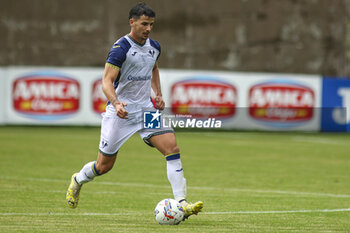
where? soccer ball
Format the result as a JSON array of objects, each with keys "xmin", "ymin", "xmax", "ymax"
[{"xmin": 154, "ymin": 198, "xmax": 185, "ymax": 225}]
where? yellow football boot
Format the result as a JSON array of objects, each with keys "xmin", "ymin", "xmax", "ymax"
[
  {"xmin": 66, "ymin": 173, "xmax": 82, "ymax": 208},
  {"xmin": 181, "ymin": 200, "xmax": 204, "ymax": 220}
]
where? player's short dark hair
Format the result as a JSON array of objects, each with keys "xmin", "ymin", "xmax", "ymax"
[{"xmin": 129, "ymin": 3, "xmax": 155, "ymax": 20}]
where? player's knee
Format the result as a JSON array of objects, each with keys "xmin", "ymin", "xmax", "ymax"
[
  {"xmin": 165, "ymin": 145, "xmax": 180, "ymax": 155},
  {"xmin": 172, "ymin": 145, "xmax": 180, "ymax": 154}
]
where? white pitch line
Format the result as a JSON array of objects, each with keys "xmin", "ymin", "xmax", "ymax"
[
  {"xmin": 0, "ymin": 212, "xmax": 137, "ymax": 216},
  {"xmin": 193, "ymin": 188, "xmax": 350, "ymax": 198},
  {"xmin": 1, "ymin": 208, "xmax": 350, "ymax": 217},
  {"xmin": 291, "ymin": 137, "xmax": 346, "ymax": 145},
  {"xmin": 197, "ymin": 133, "xmax": 350, "ymax": 145},
  {"xmin": 2, "ymin": 176, "xmax": 350, "ymax": 198},
  {"xmin": 204, "ymin": 208, "xmax": 350, "ymax": 215},
  {"xmin": 89, "ymin": 182, "xmax": 350, "ymax": 199}
]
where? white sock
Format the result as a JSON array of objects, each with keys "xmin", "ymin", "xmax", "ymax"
[
  {"xmin": 75, "ymin": 161, "xmax": 100, "ymax": 185},
  {"xmin": 166, "ymin": 153, "xmax": 187, "ymax": 200}
]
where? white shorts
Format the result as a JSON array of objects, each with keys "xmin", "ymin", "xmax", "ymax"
[{"xmin": 98, "ymin": 103, "xmax": 173, "ymax": 156}]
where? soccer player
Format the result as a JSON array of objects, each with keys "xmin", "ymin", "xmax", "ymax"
[{"xmin": 66, "ymin": 3, "xmax": 203, "ymax": 220}]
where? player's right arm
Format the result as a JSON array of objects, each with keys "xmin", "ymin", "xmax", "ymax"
[{"xmin": 102, "ymin": 63, "xmax": 128, "ymax": 119}]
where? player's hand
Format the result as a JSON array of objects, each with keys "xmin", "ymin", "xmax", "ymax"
[
  {"xmin": 155, "ymin": 96, "xmax": 165, "ymax": 110},
  {"xmin": 115, "ymin": 102, "xmax": 128, "ymax": 119}
]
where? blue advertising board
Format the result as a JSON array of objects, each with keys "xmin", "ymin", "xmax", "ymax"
[{"xmin": 321, "ymin": 78, "xmax": 350, "ymax": 132}]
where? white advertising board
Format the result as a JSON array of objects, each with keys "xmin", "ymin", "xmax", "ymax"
[
  {"xmin": 5, "ymin": 66, "xmax": 104, "ymax": 126},
  {"xmin": 0, "ymin": 68, "xmax": 7, "ymax": 125},
  {"xmin": 159, "ymin": 69, "xmax": 322, "ymax": 131},
  {"xmin": 1, "ymin": 66, "xmax": 322, "ymax": 131}
]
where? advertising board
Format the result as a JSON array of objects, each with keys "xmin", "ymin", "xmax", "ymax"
[
  {"xmin": 321, "ymin": 78, "xmax": 350, "ymax": 132},
  {"xmin": 5, "ymin": 67, "xmax": 103, "ymax": 125},
  {"xmin": 160, "ymin": 70, "xmax": 321, "ymax": 131},
  {"xmin": 0, "ymin": 69, "xmax": 6, "ymax": 124},
  {"xmin": 0, "ymin": 67, "xmax": 329, "ymax": 132}
]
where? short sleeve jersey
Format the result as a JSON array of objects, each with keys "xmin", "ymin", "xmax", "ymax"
[{"xmin": 106, "ymin": 35, "xmax": 161, "ymax": 108}]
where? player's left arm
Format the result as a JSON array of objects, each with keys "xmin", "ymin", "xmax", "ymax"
[{"xmin": 151, "ymin": 62, "xmax": 165, "ymax": 110}]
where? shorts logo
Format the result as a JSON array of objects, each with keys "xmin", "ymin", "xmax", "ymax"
[
  {"xmin": 143, "ymin": 109, "xmax": 161, "ymax": 129},
  {"xmin": 100, "ymin": 139, "xmax": 108, "ymax": 149}
]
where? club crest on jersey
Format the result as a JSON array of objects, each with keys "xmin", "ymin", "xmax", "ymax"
[{"xmin": 148, "ymin": 50, "xmax": 155, "ymax": 57}]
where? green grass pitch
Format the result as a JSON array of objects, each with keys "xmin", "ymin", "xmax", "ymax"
[{"xmin": 0, "ymin": 126, "xmax": 349, "ymax": 232}]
